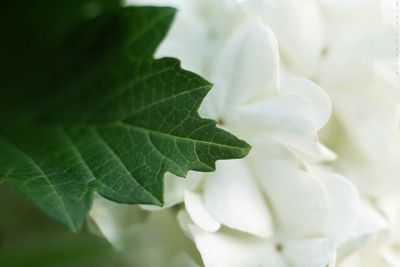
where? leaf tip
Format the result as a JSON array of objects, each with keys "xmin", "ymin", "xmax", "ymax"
[{"xmin": 237, "ymin": 140, "xmax": 252, "ymax": 158}]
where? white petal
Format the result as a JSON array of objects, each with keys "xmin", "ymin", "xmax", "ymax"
[
  {"xmin": 238, "ymin": 94, "xmax": 329, "ymax": 158},
  {"xmin": 337, "ymin": 200, "xmax": 388, "ymax": 260},
  {"xmin": 240, "ymin": 0, "xmax": 323, "ymax": 77},
  {"xmin": 247, "ymin": 139, "xmax": 297, "ymax": 165},
  {"xmin": 316, "ymin": 0, "xmax": 385, "ymax": 89},
  {"xmin": 283, "ymin": 237, "xmax": 342, "ymax": 267},
  {"xmin": 177, "ymin": 209, "xmax": 196, "ymax": 240},
  {"xmin": 355, "ymin": 200, "xmax": 388, "ymax": 234},
  {"xmin": 319, "ymin": 0, "xmax": 380, "ymax": 19},
  {"xmin": 317, "ymin": 30, "xmax": 375, "ymax": 87},
  {"xmin": 164, "ymin": 171, "xmax": 204, "ymax": 205},
  {"xmin": 89, "ymin": 195, "xmax": 146, "ymax": 248},
  {"xmin": 187, "ymin": 225, "xmax": 287, "ymax": 267},
  {"xmin": 203, "ymin": 159, "xmax": 274, "ymax": 237},
  {"xmin": 255, "ymin": 161, "xmax": 329, "ymax": 236},
  {"xmin": 130, "ymin": 0, "xmax": 209, "ymax": 75},
  {"xmin": 156, "ymin": 2, "xmax": 209, "ymax": 75},
  {"xmin": 141, "ymin": 171, "xmax": 203, "ymax": 211},
  {"xmin": 280, "ymin": 76, "xmax": 332, "ymax": 130},
  {"xmin": 330, "ymin": 88, "xmax": 400, "ymax": 164},
  {"xmin": 339, "ymin": 247, "xmax": 400, "ymax": 267},
  {"xmin": 318, "ymin": 0, "xmax": 382, "ymax": 73},
  {"xmin": 326, "ymin": 88, "xmax": 400, "ymax": 198},
  {"xmin": 184, "ymin": 190, "xmax": 221, "ymax": 232},
  {"xmin": 121, "ymin": 210, "xmax": 197, "ymax": 267},
  {"xmin": 319, "ymin": 173, "xmax": 359, "ymax": 235},
  {"xmin": 200, "ymin": 19, "xmax": 279, "ymax": 120}
]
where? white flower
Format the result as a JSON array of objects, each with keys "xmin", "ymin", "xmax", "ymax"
[
  {"xmin": 239, "ymin": 0, "xmax": 400, "ymax": 266},
  {"xmin": 89, "ymin": 0, "xmax": 393, "ymax": 266}
]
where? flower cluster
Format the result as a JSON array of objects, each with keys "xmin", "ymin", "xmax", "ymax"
[{"xmin": 90, "ymin": 0, "xmax": 400, "ymax": 266}]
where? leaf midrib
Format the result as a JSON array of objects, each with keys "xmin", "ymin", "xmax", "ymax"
[{"xmin": 116, "ymin": 121, "xmax": 247, "ymax": 152}]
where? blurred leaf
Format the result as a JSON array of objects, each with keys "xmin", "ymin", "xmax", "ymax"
[{"xmin": 0, "ymin": 185, "xmax": 129, "ymax": 267}]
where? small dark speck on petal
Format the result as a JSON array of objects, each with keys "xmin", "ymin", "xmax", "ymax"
[
  {"xmin": 321, "ymin": 46, "xmax": 330, "ymax": 57},
  {"xmin": 275, "ymin": 243, "xmax": 283, "ymax": 252}
]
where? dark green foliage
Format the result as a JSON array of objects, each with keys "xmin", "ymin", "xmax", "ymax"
[{"xmin": 0, "ymin": 0, "xmax": 250, "ymax": 231}]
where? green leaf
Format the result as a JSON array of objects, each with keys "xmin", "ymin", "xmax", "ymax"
[{"xmin": 0, "ymin": 1, "xmax": 250, "ymax": 231}]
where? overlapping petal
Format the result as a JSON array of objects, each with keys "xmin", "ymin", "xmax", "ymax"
[
  {"xmin": 182, "ymin": 221, "xmax": 286, "ymax": 267},
  {"xmin": 240, "ymin": 0, "xmax": 324, "ymax": 77},
  {"xmin": 255, "ymin": 160, "xmax": 330, "ymax": 236},
  {"xmin": 203, "ymin": 159, "xmax": 273, "ymax": 237},
  {"xmin": 199, "ymin": 19, "xmax": 279, "ymax": 122},
  {"xmin": 184, "ymin": 190, "xmax": 221, "ymax": 232}
]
